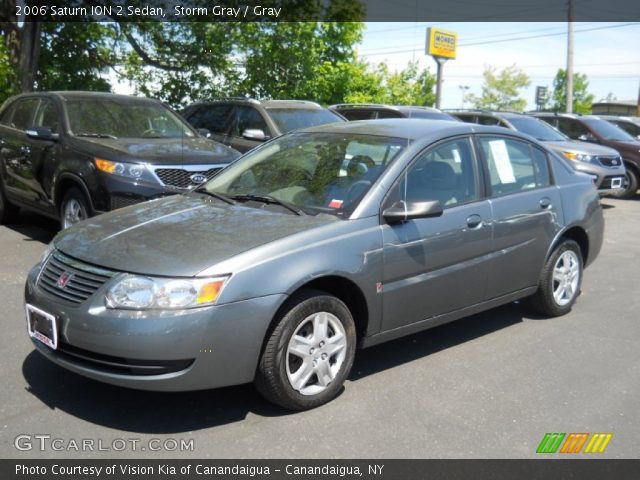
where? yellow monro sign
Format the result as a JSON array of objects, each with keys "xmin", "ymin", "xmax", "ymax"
[{"xmin": 426, "ymin": 27, "xmax": 457, "ymax": 59}]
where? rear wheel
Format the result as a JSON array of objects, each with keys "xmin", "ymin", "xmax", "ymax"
[
  {"xmin": 610, "ymin": 167, "xmax": 637, "ymax": 199},
  {"xmin": 0, "ymin": 182, "xmax": 19, "ymax": 224},
  {"xmin": 528, "ymin": 239, "xmax": 583, "ymax": 317},
  {"xmin": 255, "ymin": 290, "xmax": 356, "ymax": 410},
  {"xmin": 59, "ymin": 187, "xmax": 91, "ymax": 229}
]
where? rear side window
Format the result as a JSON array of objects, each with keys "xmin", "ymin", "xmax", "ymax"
[
  {"xmin": 479, "ymin": 136, "xmax": 551, "ymax": 196},
  {"xmin": 339, "ymin": 110, "xmax": 374, "ymax": 121},
  {"xmin": 375, "ymin": 110, "xmax": 404, "ymax": 119},
  {"xmin": 8, "ymin": 98, "xmax": 39, "ymax": 131},
  {"xmin": 233, "ymin": 106, "xmax": 268, "ymax": 137},
  {"xmin": 186, "ymin": 105, "xmax": 234, "ymax": 134},
  {"xmin": 557, "ymin": 119, "xmax": 589, "ymax": 140}
]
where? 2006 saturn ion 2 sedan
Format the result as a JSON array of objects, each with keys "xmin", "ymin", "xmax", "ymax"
[{"xmin": 24, "ymin": 119, "xmax": 603, "ymax": 410}]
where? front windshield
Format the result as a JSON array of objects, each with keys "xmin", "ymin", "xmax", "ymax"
[
  {"xmin": 583, "ymin": 118, "xmax": 636, "ymax": 141},
  {"xmin": 66, "ymin": 98, "xmax": 195, "ymax": 139},
  {"xmin": 509, "ymin": 117, "xmax": 567, "ymax": 141},
  {"xmin": 266, "ymin": 108, "xmax": 344, "ymax": 133},
  {"xmin": 203, "ymin": 132, "xmax": 408, "ymax": 217}
]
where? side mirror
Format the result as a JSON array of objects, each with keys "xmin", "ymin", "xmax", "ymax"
[
  {"xmin": 26, "ymin": 126, "xmax": 59, "ymax": 141},
  {"xmin": 242, "ymin": 128, "xmax": 268, "ymax": 141},
  {"xmin": 197, "ymin": 128, "xmax": 212, "ymax": 138},
  {"xmin": 383, "ymin": 200, "xmax": 443, "ymax": 224}
]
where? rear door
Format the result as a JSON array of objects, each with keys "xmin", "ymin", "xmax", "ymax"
[
  {"xmin": 381, "ymin": 136, "xmax": 494, "ymax": 330},
  {"xmin": 476, "ymin": 135, "xmax": 561, "ymax": 299}
]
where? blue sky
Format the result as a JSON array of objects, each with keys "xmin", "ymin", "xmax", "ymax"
[{"xmin": 358, "ymin": 22, "xmax": 640, "ymax": 109}]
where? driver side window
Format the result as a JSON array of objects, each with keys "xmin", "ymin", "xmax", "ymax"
[{"xmin": 392, "ymin": 137, "xmax": 479, "ymax": 208}]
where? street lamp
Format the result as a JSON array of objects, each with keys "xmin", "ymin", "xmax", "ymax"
[{"xmin": 459, "ymin": 85, "xmax": 470, "ymax": 108}]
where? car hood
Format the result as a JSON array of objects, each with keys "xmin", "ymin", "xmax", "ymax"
[
  {"xmin": 543, "ymin": 140, "xmax": 620, "ymax": 156},
  {"xmin": 68, "ymin": 136, "xmax": 239, "ymax": 165},
  {"xmin": 54, "ymin": 195, "xmax": 335, "ymax": 277},
  {"xmin": 603, "ymin": 140, "xmax": 640, "ymax": 157}
]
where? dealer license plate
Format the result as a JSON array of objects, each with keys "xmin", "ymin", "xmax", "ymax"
[{"xmin": 26, "ymin": 304, "xmax": 58, "ymax": 350}]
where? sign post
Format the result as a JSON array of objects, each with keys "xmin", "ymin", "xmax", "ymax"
[
  {"xmin": 535, "ymin": 86, "xmax": 548, "ymax": 111},
  {"xmin": 426, "ymin": 27, "xmax": 457, "ymax": 109}
]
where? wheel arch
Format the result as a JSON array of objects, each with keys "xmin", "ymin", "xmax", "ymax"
[
  {"xmin": 262, "ymin": 275, "xmax": 370, "ymax": 354},
  {"xmin": 547, "ymin": 226, "xmax": 589, "ymax": 266},
  {"xmin": 54, "ymin": 173, "xmax": 95, "ymax": 214}
]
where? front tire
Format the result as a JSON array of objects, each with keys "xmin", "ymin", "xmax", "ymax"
[
  {"xmin": 59, "ymin": 187, "xmax": 91, "ymax": 229},
  {"xmin": 529, "ymin": 239, "xmax": 583, "ymax": 317},
  {"xmin": 610, "ymin": 167, "xmax": 638, "ymax": 199},
  {"xmin": 255, "ymin": 290, "xmax": 357, "ymax": 410}
]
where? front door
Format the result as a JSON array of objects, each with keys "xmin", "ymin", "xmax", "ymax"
[{"xmin": 381, "ymin": 136, "xmax": 494, "ymax": 331}]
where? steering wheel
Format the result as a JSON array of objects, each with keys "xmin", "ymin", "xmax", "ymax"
[
  {"xmin": 141, "ymin": 128, "xmax": 163, "ymax": 137},
  {"xmin": 346, "ymin": 180, "xmax": 372, "ymax": 204}
]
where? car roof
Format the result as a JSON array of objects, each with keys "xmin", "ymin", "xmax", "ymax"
[
  {"xmin": 186, "ymin": 98, "xmax": 325, "ymax": 110},
  {"xmin": 450, "ymin": 110, "xmax": 528, "ymax": 120},
  {"xmin": 299, "ymin": 118, "xmax": 533, "ymax": 141},
  {"xmin": 330, "ymin": 103, "xmax": 444, "ymax": 113}
]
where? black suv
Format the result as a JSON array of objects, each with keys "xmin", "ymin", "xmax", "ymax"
[
  {"xmin": 531, "ymin": 112, "xmax": 640, "ymax": 198},
  {"xmin": 181, "ymin": 98, "xmax": 345, "ymax": 153},
  {"xmin": 0, "ymin": 92, "xmax": 239, "ymax": 228},
  {"xmin": 329, "ymin": 103, "xmax": 459, "ymax": 121}
]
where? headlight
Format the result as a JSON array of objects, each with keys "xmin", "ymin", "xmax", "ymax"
[
  {"xmin": 94, "ymin": 158, "xmax": 153, "ymax": 182},
  {"xmin": 105, "ymin": 275, "xmax": 230, "ymax": 310},
  {"xmin": 562, "ymin": 152, "xmax": 593, "ymax": 163},
  {"xmin": 40, "ymin": 242, "xmax": 55, "ymax": 265}
]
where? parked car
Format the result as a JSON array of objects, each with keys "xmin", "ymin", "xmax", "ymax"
[
  {"xmin": 329, "ymin": 103, "xmax": 459, "ymax": 121},
  {"xmin": 450, "ymin": 110, "xmax": 626, "ymax": 196},
  {"xmin": 0, "ymin": 91, "xmax": 239, "ymax": 228},
  {"xmin": 181, "ymin": 98, "xmax": 345, "ymax": 153},
  {"xmin": 599, "ymin": 115, "xmax": 640, "ymax": 140},
  {"xmin": 530, "ymin": 112, "xmax": 640, "ymax": 198},
  {"xmin": 25, "ymin": 119, "xmax": 603, "ymax": 410}
]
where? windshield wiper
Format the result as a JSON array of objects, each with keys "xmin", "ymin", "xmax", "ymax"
[
  {"xmin": 193, "ymin": 187, "xmax": 235, "ymax": 205},
  {"xmin": 230, "ymin": 194, "xmax": 304, "ymax": 216},
  {"xmin": 75, "ymin": 132, "xmax": 118, "ymax": 139}
]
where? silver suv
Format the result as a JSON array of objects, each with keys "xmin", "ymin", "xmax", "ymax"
[{"xmin": 450, "ymin": 110, "xmax": 626, "ymax": 195}]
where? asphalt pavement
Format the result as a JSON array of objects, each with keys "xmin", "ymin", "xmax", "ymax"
[{"xmin": 0, "ymin": 197, "xmax": 638, "ymax": 459}]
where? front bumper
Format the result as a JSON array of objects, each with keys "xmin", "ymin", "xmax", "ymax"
[
  {"xmin": 24, "ymin": 265, "xmax": 285, "ymax": 391},
  {"xmin": 570, "ymin": 162, "xmax": 625, "ymax": 195}
]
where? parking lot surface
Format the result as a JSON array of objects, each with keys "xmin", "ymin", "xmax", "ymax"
[{"xmin": 1, "ymin": 197, "xmax": 638, "ymax": 459}]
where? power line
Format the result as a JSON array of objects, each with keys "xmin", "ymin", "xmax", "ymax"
[{"xmin": 358, "ymin": 22, "xmax": 640, "ymax": 57}]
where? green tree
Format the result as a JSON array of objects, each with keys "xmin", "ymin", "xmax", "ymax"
[
  {"xmin": 469, "ymin": 65, "xmax": 530, "ymax": 111},
  {"xmin": 344, "ymin": 61, "xmax": 436, "ymax": 106},
  {"xmin": 547, "ymin": 69, "xmax": 595, "ymax": 114}
]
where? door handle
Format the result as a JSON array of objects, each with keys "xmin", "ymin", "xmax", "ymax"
[
  {"xmin": 540, "ymin": 198, "xmax": 552, "ymax": 209},
  {"xmin": 466, "ymin": 214, "xmax": 482, "ymax": 229}
]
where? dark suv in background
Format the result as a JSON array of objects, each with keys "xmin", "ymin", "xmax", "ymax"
[
  {"xmin": 181, "ymin": 98, "xmax": 345, "ymax": 153},
  {"xmin": 531, "ymin": 112, "xmax": 640, "ymax": 198},
  {"xmin": 450, "ymin": 110, "xmax": 626, "ymax": 196},
  {"xmin": 0, "ymin": 92, "xmax": 239, "ymax": 228},
  {"xmin": 329, "ymin": 103, "xmax": 458, "ymax": 121}
]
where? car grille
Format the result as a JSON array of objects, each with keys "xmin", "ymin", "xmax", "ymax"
[
  {"xmin": 110, "ymin": 194, "xmax": 145, "ymax": 210},
  {"xmin": 154, "ymin": 167, "xmax": 224, "ymax": 189},
  {"xmin": 595, "ymin": 155, "xmax": 622, "ymax": 168},
  {"xmin": 55, "ymin": 341, "xmax": 194, "ymax": 376},
  {"xmin": 37, "ymin": 252, "xmax": 114, "ymax": 305}
]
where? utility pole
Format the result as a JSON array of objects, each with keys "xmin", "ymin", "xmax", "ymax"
[
  {"xmin": 566, "ymin": 0, "xmax": 575, "ymax": 113},
  {"xmin": 459, "ymin": 85, "xmax": 470, "ymax": 108}
]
